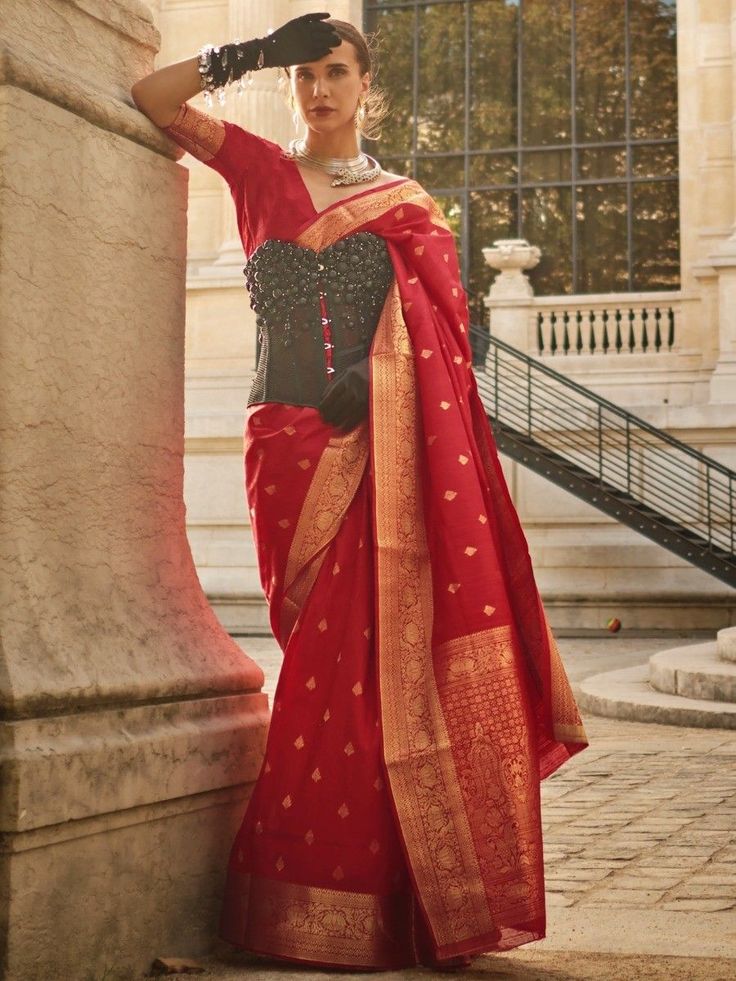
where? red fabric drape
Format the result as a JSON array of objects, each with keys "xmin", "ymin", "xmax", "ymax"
[{"xmin": 219, "ymin": 179, "xmax": 588, "ymax": 969}]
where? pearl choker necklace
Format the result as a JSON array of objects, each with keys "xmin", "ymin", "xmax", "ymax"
[{"xmin": 284, "ymin": 138, "xmax": 383, "ymax": 187}]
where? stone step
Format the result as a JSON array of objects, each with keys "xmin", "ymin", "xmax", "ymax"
[
  {"xmin": 718, "ymin": 626, "xmax": 736, "ymax": 663},
  {"xmin": 649, "ymin": 642, "xmax": 736, "ymax": 703},
  {"xmin": 210, "ymin": 594, "xmax": 271, "ymax": 635},
  {"xmin": 577, "ymin": 663, "xmax": 736, "ymax": 730}
]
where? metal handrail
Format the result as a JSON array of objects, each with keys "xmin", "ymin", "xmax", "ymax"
[
  {"xmin": 469, "ymin": 324, "xmax": 736, "ymax": 580},
  {"xmin": 472, "ymin": 328, "xmax": 736, "ymax": 478}
]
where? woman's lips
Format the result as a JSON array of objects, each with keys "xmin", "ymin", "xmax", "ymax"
[{"xmin": 311, "ymin": 107, "xmax": 335, "ymax": 115}]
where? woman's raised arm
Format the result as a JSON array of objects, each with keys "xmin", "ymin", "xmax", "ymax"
[
  {"xmin": 130, "ymin": 57, "xmax": 202, "ymax": 128},
  {"xmin": 131, "ymin": 13, "xmax": 340, "ymax": 127},
  {"xmin": 130, "ymin": 17, "xmax": 341, "ymax": 187}
]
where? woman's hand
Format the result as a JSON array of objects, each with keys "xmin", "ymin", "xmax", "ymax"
[
  {"xmin": 318, "ymin": 358, "xmax": 370, "ymax": 431},
  {"xmin": 261, "ymin": 12, "xmax": 341, "ymax": 69}
]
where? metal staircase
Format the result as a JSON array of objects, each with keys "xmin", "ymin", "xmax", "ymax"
[{"xmin": 468, "ymin": 326, "xmax": 736, "ymax": 588}]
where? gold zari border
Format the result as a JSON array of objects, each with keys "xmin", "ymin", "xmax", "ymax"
[
  {"xmin": 220, "ymin": 868, "xmax": 416, "ymax": 968},
  {"xmin": 544, "ymin": 616, "xmax": 588, "ymax": 743},
  {"xmin": 296, "ymin": 181, "xmax": 449, "ymax": 250},
  {"xmin": 370, "ymin": 282, "xmax": 496, "ymax": 947},
  {"xmin": 280, "ymin": 422, "xmax": 369, "ymax": 641}
]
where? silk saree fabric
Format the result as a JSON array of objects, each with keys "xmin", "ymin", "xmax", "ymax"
[{"xmin": 218, "ymin": 177, "xmax": 589, "ymax": 969}]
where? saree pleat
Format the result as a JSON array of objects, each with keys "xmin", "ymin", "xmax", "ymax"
[
  {"xmin": 219, "ymin": 180, "xmax": 589, "ymax": 969},
  {"xmin": 219, "ymin": 403, "xmax": 426, "ymax": 969}
]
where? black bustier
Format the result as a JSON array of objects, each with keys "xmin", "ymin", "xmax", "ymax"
[{"xmin": 243, "ymin": 232, "xmax": 394, "ymax": 409}]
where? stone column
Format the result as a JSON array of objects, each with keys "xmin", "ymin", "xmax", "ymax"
[
  {"xmin": 210, "ymin": 0, "xmax": 359, "ymax": 270},
  {"xmin": 708, "ymin": 244, "xmax": 736, "ymax": 401},
  {"xmin": 211, "ymin": 0, "xmax": 292, "ymax": 270},
  {"xmin": 0, "ymin": 2, "xmax": 268, "ymax": 979},
  {"xmin": 702, "ymin": 0, "xmax": 736, "ymax": 402},
  {"xmin": 482, "ymin": 238, "xmax": 540, "ymax": 349}
]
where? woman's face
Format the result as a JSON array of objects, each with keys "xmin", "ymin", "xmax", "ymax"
[{"xmin": 290, "ymin": 39, "xmax": 370, "ymax": 134}]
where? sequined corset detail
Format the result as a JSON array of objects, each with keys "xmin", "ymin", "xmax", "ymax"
[{"xmin": 243, "ymin": 232, "xmax": 394, "ymax": 409}]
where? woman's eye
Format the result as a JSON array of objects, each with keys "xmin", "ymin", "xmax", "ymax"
[{"xmin": 297, "ymin": 69, "xmax": 345, "ymax": 80}]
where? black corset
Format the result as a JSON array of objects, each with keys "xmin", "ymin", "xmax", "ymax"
[{"xmin": 243, "ymin": 232, "xmax": 394, "ymax": 409}]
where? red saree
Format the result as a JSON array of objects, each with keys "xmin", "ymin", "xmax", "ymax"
[{"xmin": 218, "ymin": 179, "xmax": 589, "ymax": 969}]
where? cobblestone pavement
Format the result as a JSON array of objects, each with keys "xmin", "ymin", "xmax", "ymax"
[
  {"xmin": 540, "ymin": 713, "xmax": 736, "ymax": 918},
  {"xmin": 219, "ymin": 633, "xmax": 736, "ymax": 975}
]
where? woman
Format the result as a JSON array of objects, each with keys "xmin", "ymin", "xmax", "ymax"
[{"xmin": 131, "ymin": 13, "xmax": 589, "ymax": 973}]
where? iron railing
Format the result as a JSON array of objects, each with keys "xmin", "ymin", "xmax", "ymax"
[{"xmin": 469, "ymin": 324, "xmax": 736, "ymax": 587}]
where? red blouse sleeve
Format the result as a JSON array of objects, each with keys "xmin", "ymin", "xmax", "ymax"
[{"xmin": 160, "ymin": 102, "xmax": 280, "ymax": 188}]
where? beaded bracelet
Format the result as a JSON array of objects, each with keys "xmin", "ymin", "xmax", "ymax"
[{"xmin": 197, "ymin": 34, "xmax": 272, "ymax": 108}]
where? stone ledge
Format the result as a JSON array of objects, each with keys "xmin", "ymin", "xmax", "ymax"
[
  {"xmin": 578, "ymin": 663, "xmax": 736, "ymax": 729},
  {"xmin": 0, "ymin": 693, "xmax": 269, "ymax": 833},
  {"xmin": 211, "ymin": 595, "xmax": 273, "ymax": 634},
  {"xmin": 539, "ymin": 596, "xmax": 736, "ymax": 632},
  {"xmin": 718, "ymin": 626, "xmax": 736, "ymax": 662},
  {"xmin": 649, "ymin": 642, "xmax": 736, "ymax": 702}
]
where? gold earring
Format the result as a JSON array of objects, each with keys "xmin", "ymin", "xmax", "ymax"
[{"xmin": 355, "ymin": 98, "xmax": 366, "ymax": 128}]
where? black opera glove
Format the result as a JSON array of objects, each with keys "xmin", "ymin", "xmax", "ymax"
[
  {"xmin": 200, "ymin": 13, "xmax": 341, "ymax": 91},
  {"xmin": 318, "ymin": 358, "xmax": 370, "ymax": 432},
  {"xmin": 262, "ymin": 12, "xmax": 341, "ymax": 68}
]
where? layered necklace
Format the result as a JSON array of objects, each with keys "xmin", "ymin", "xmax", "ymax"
[{"xmin": 284, "ymin": 138, "xmax": 383, "ymax": 187}]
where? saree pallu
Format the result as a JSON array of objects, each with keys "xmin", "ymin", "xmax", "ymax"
[{"xmin": 219, "ymin": 180, "xmax": 589, "ymax": 969}]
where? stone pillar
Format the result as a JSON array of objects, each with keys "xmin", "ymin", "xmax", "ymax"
[
  {"xmin": 210, "ymin": 0, "xmax": 291, "ymax": 270},
  {"xmin": 700, "ymin": 0, "xmax": 736, "ymax": 402},
  {"xmin": 707, "ymin": 243, "xmax": 736, "ymax": 401},
  {"xmin": 0, "ymin": 3, "xmax": 269, "ymax": 979},
  {"xmin": 482, "ymin": 238, "xmax": 540, "ymax": 349}
]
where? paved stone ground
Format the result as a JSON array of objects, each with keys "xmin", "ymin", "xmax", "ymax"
[
  {"xmin": 180, "ymin": 947, "xmax": 736, "ymax": 980},
  {"xmin": 189, "ymin": 632, "xmax": 735, "ymax": 979}
]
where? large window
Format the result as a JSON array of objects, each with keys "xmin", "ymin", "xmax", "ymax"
[{"xmin": 363, "ymin": 0, "xmax": 679, "ymax": 317}]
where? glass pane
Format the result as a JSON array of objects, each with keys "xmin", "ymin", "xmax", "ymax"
[
  {"xmin": 468, "ymin": 189, "xmax": 518, "ymax": 323},
  {"xmin": 522, "ymin": 149, "xmax": 571, "ymax": 183},
  {"xmin": 469, "ymin": 153, "xmax": 518, "ymax": 186},
  {"xmin": 521, "ymin": 0, "xmax": 572, "ymax": 146},
  {"xmin": 575, "ymin": 0, "xmax": 626, "ymax": 143},
  {"xmin": 576, "ymin": 184, "xmax": 629, "ymax": 293},
  {"xmin": 629, "ymin": 0, "xmax": 678, "ymax": 140},
  {"xmin": 417, "ymin": 3, "xmax": 466, "ymax": 152},
  {"xmin": 434, "ymin": 193, "xmax": 464, "ymax": 262},
  {"xmin": 364, "ymin": 7, "xmax": 415, "ymax": 156},
  {"xmin": 632, "ymin": 142, "xmax": 678, "ymax": 179},
  {"xmin": 632, "ymin": 180, "xmax": 680, "ymax": 290},
  {"xmin": 522, "ymin": 186, "xmax": 573, "ymax": 294},
  {"xmin": 416, "ymin": 155, "xmax": 465, "ymax": 188},
  {"xmin": 433, "ymin": 194, "xmax": 465, "ymax": 311},
  {"xmin": 469, "ymin": 0, "xmax": 518, "ymax": 149},
  {"xmin": 372, "ymin": 155, "xmax": 415, "ymax": 179},
  {"xmin": 577, "ymin": 145, "xmax": 627, "ymax": 180}
]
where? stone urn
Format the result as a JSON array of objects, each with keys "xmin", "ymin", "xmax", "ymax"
[{"xmin": 482, "ymin": 239, "xmax": 541, "ymax": 299}]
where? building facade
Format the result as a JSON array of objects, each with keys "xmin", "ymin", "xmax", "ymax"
[{"xmin": 152, "ymin": 0, "xmax": 736, "ymax": 631}]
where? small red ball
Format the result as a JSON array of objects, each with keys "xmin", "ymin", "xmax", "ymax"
[{"xmin": 606, "ymin": 617, "xmax": 622, "ymax": 633}]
